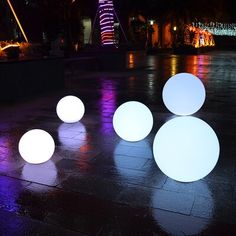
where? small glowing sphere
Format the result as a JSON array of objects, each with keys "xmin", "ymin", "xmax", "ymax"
[
  {"xmin": 56, "ymin": 95, "xmax": 85, "ymax": 123},
  {"xmin": 19, "ymin": 129, "xmax": 55, "ymax": 164},
  {"xmin": 153, "ymin": 116, "xmax": 220, "ymax": 182},
  {"xmin": 113, "ymin": 101, "xmax": 153, "ymax": 142},
  {"xmin": 162, "ymin": 73, "xmax": 206, "ymax": 115}
]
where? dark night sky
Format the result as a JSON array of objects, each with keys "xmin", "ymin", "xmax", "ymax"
[
  {"xmin": 1, "ymin": 0, "xmax": 236, "ymax": 42},
  {"xmin": 115, "ymin": 0, "xmax": 236, "ymax": 21}
]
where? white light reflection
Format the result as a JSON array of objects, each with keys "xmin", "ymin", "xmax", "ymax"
[
  {"xmin": 147, "ymin": 74, "xmax": 156, "ymax": 99},
  {"xmin": 147, "ymin": 56, "xmax": 156, "ymax": 70},
  {"xmin": 153, "ymin": 116, "xmax": 220, "ymax": 182},
  {"xmin": 21, "ymin": 161, "xmax": 57, "ymax": 192},
  {"xmin": 114, "ymin": 139, "xmax": 152, "ymax": 178},
  {"xmin": 58, "ymin": 122, "xmax": 86, "ymax": 149},
  {"xmin": 152, "ymin": 181, "xmax": 214, "ymax": 235}
]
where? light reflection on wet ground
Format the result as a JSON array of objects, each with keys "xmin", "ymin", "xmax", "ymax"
[{"xmin": 0, "ymin": 50, "xmax": 236, "ymax": 235}]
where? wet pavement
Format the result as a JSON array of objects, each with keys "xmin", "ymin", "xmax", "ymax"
[{"xmin": 0, "ymin": 50, "xmax": 236, "ymax": 235}]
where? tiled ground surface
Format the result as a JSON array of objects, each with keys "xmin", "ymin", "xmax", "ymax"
[{"xmin": 0, "ymin": 51, "xmax": 236, "ymax": 235}]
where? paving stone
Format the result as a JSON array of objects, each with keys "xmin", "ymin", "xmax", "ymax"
[{"xmin": 1, "ymin": 51, "xmax": 236, "ymax": 234}]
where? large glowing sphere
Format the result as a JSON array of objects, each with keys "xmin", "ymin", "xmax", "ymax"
[
  {"xmin": 162, "ymin": 73, "xmax": 206, "ymax": 115},
  {"xmin": 153, "ymin": 116, "xmax": 220, "ymax": 182},
  {"xmin": 56, "ymin": 95, "xmax": 85, "ymax": 123},
  {"xmin": 113, "ymin": 101, "xmax": 153, "ymax": 142},
  {"xmin": 19, "ymin": 129, "xmax": 55, "ymax": 164}
]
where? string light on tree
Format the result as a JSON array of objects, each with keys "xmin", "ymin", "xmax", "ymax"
[
  {"xmin": 192, "ymin": 22, "xmax": 236, "ymax": 36},
  {"xmin": 98, "ymin": 0, "xmax": 115, "ymax": 45}
]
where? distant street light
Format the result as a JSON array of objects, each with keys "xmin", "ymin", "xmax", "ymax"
[{"xmin": 149, "ymin": 20, "xmax": 154, "ymax": 25}]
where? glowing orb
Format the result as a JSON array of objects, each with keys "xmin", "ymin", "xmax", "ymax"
[
  {"xmin": 153, "ymin": 116, "xmax": 220, "ymax": 182},
  {"xmin": 113, "ymin": 101, "xmax": 153, "ymax": 142},
  {"xmin": 162, "ymin": 73, "xmax": 206, "ymax": 115},
  {"xmin": 18, "ymin": 129, "xmax": 55, "ymax": 164},
  {"xmin": 56, "ymin": 95, "xmax": 85, "ymax": 123}
]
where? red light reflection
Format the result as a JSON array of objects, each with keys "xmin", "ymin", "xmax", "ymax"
[{"xmin": 185, "ymin": 55, "xmax": 211, "ymax": 82}]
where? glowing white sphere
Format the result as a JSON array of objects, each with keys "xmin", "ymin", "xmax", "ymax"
[
  {"xmin": 113, "ymin": 101, "xmax": 153, "ymax": 142},
  {"xmin": 162, "ymin": 73, "xmax": 206, "ymax": 115},
  {"xmin": 56, "ymin": 95, "xmax": 85, "ymax": 123},
  {"xmin": 153, "ymin": 116, "xmax": 220, "ymax": 182},
  {"xmin": 19, "ymin": 129, "xmax": 55, "ymax": 164}
]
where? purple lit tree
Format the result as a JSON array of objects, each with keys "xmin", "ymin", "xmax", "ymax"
[{"xmin": 98, "ymin": 0, "xmax": 115, "ymax": 45}]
